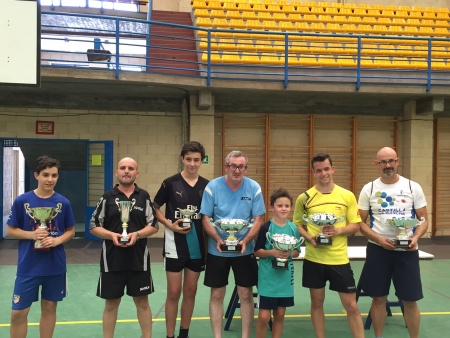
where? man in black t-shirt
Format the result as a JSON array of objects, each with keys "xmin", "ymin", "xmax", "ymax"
[{"xmin": 90, "ymin": 157, "xmax": 158, "ymax": 338}]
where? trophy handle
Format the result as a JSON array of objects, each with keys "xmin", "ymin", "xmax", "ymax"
[
  {"xmin": 266, "ymin": 232, "xmax": 275, "ymax": 246},
  {"xmin": 24, "ymin": 203, "xmax": 36, "ymax": 221},
  {"xmin": 302, "ymin": 214, "xmax": 310, "ymax": 223},
  {"xmin": 50, "ymin": 203, "xmax": 62, "ymax": 220},
  {"xmin": 296, "ymin": 236, "xmax": 305, "ymax": 249}
]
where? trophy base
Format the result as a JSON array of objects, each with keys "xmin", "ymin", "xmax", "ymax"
[
  {"xmin": 221, "ymin": 243, "xmax": 242, "ymax": 253},
  {"xmin": 181, "ymin": 219, "xmax": 192, "ymax": 228},
  {"xmin": 272, "ymin": 259, "xmax": 289, "ymax": 270},
  {"xmin": 317, "ymin": 236, "xmax": 332, "ymax": 246},
  {"xmin": 395, "ymin": 238, "xmax": 411, "ymax": 248},
  {"xmin": 34, "ymin": 242, "xmax": 50, "ymax": 251},
  {"xmin": 119, "ymin": 237, "xmax": 130, "ymax": 244}
]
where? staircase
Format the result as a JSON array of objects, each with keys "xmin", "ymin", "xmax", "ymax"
[{"xmin": 148, "ymin": 10, "xmax": 199, "ymax": 76}]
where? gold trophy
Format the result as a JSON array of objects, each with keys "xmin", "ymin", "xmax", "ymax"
[
  {"xmin": 117, "ymin": 199, "xmax": 131, "ymax": 244},
  {"xmin": 24, "ymin": 203, "xmax": 62, "ymax": 251},
  {"xmin": 266, "ymin": 233, "xmax": 304, "ymax": 270},
  {"xmin": 177, "ymin": 207, "xmax": 198, "ymax": 227},
  {"xmin": 303, "ymin": 213, "xmax": 346, "ymax": 246},
  {"xmin": 386, "ymin": 217, "xmax": 424, "ymax": 248},
  {"xmin": 210, "ymin": 218, "xmax": 253, "ymax": 253}
]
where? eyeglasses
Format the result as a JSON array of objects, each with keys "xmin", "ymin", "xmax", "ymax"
[
  {"xmin": 377, "ymin": 158, "xmax": 398, "ymax": 166},
  {"xmin": 227, "ymin": 164, "xmax": 248, "ymax": 171}
]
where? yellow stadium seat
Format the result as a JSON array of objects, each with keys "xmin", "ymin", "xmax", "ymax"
[
  {"xmin": 212, "ymin": 18, "xmax": 229, "ymax": 28},
  {"xmin": 299, "ymin": 55, "xmax": 318, "ymax": 66},
  {"xmin": 223, "ymin": 2, "xmax": 237, "ymax": 11},
  {"xmin": 392, "ymin": 18, "xmax": 406, "ymax": 25},
  {"xmin": 310, "ymin": 22, "xmax": 326, "ymax": 32},
  {"xmin": 207, "ymin": 1, "xmax": 223, "ymax": 10},
  {"xmin": 362, "ymin": 16, "xmax": 376, "ymax": 24},
  {"xmin": 296, "ymin": 6, "xmax": 311, "ymax": 15},
  {"xmin": 317, "ymin": 55, "xmax": 337, "ymax": 66},
  {"xmin": 267, "ymin": 4, "xmax": 283, "ymax": 13},
  {"xmin": 257, "ymin": 12, "xmax": 273, "ymax": 20},
  {"xmin": 318, "ymin": 2, "xmax": 330, "ymax": 7},
  {"xmin": 288, "ymin": 13, "xmax": 302, "ymax": 22},
  {"xmin": 273, "ymin": 40, "xmax": 288, "ymax": 52},
  {"xmin": 303, "ymin": 14, "xmax": 318, "ymax": 22},
  {"xmin": 253, "ymin": 4, "xmax": 267, "ymax": 12},
  {"xmin": 418, "ymin": 26, "xmax": 433, "ymax": 35},
  {"xmin": 388, "ymin": 25, "xmax": 403, "ymax": 34},
  {"xmin": 229, "ymin": 18, "xmax": 246, "ymax": 29},
  {"xmin": 353, "ymin": 8, "xmax": 367, "ymax": 16},
  {"xmin": 304, "ymin": 1, "xmax": 318, "ymax": 7},
  {"xmin": 290, "ymin": 42, "xmax": 308, "ymax": 54},
  {"xmin": 288, "ymin": 55, "xmax": 301, "ymax": 66},
  {"xmin": 343, "ymin": 3, "xmax": 356, "ymax": 9},
  {"xmin": 432, "ymin": 59, "xmax": 449, "ymax": 70},
  {"xmin": 192, "ymin": 1, "xmax": 208, "ymax": 10},
  {"xmin": 406, "ymin": 18, "xmax": 420, "ymax": 26},
  {"xmin": 324, "ymin": 7, "xmax": 338, "ymax": 14},
  {"xmin": 331, "ymin": 2, "xmax": 343, "ymax": 8},
  {"xmin": 371, "ymin": 24, "xmax": 387, "ymax": 34},
  {"xmin": 294, "ymin": 22, "xmax": 311, "ymax": 32},
  {"xmin": 434, "ymin": 28, "xmax": 449, "ymax": 37},
  {"xmin": 385, "ymin": 5, "xmax": 397, "ymax": 11},
  {"xmin": 255, "ymin": 40, "xmax": 274, "ymax": 52},
  {"xmin": 279, "ymin": 21, "xmax": 295, "ymax": 31},
  {"xmin": 327, "ymin": 42, "xmax": 344, "ymax": 53},
  {"xmin": 236, "ymin": 39, "xmax": 256, "ymax": 51},
  {"xmin": 325, "ymin": 23, "xmax": 340, "ymax": 32},
  {"xmin": 227, "ymin": 10, "xmax": 242, "ymax": 19},
  {"xmin": 336, "ymin": 56, "xmax": 356, "ymax": 67},
  {"xmin": 371, "ymin": 4, "xmax": 384, "ymax": 10},
  {"xmin": 391, "ymin": 57, "xmax": 410, "ymax": 69},
  {"xmin": 396, "ymin": 45, "xmax": 413, "ymax": 56},
  {"xmin": 263, "ymin": 20, "xmax": 280, "ymax": 30},
  {"xmin": 437, "ymin": 7, "xmax": 449, "ymax": 13},
  {"xmin": 357, "ymin": 24, "xmax": 372, "ymax": 33},
  {"xmin": 437, "ymin": 12, "xmax": 450, "ymax": 19},
  {"xmin": 210, "ymin": 10, "xmax": 227, "ymax": 18},
  {"xmin": 310, "ymin": 7, "xmax": 324, "ymax": 14},
  {"xmin": 367, "ymin": 9, "xmax": 381, "ymax": 16},
  {"xmin": 357, "ymin": 4, "xmax": 370, "ymax": 10},
  {"xmin": 272, "ymin": 12, "xmax": 287, "ymax": 21},
  {"xmin": 423, "ymin": 12, "xmax": 437, "ymax": 19},
  {"xmin": 408, "ymin": 11, "xmax": 422, "ymax": 19},
  {"xmin": 372, "ymin": 56, "xmax": 392, "ymax": 68},
  {"xmin": 242, "ymin": 11, "xmax": 258, "ymax": 20},
  {"xmin": 360, "ymin": 57, "xmax": 374, "ymax": 67},
  {"xmin": 260, "ymin": 55, "xmax": 282, "ymax": 65},
  {"xmin": 193, "ymin": 9, "xmax": 209, "ymax": 17},
  {"xmin": 435, "ymin": 21, "xmax": 449, "ymax": 28},
  {"xmin": 241, "ymin": 54, "xmax": 261, "ymax": 64},
  {"xmin": 381, "ymin": 10, "xmax": 395, "ymax": 17},
  {"xmin": 377, "ymin": 17, "xmax": 391, "ymax": 24},
  {"xmin": 196, "ymin": 17, "xmax": 212, "ymax": 27},
  {"xmin": 221, "ymin": 52, "xmax": 241, "ymax": 63},
  {"xmin": 339, "ymin": 8, "xmax": 352, "ymax": 15},
  {"xmin": 283, "ymin": 5, "xmax": 297, "ymax": 14},
  {"xmin": 199, "ymin": 38, "xmax": 218, "ymax": 50},
  {"xmin": 309, "ymin": 42, "xmax": 326, "ymax": 53},
  {"xmin": 237, "ymin": 3, "xmax": 252, "ymax": 11},
  {"xmin": 403, "ymin": 26, "xmax": 419, "ymax": 35},
  {"xmin": 341, "ymin": 23, "xmax": 357, "ymax": 33},
  {"xmin": 398, "ymin": 6, "xmax": 411, "ymax": 11},
  {"xmin": 246, "ymin": 19, "xmax": 262, "ymax": 29},
  {"xmin": 248, "ymin": 0, "xmax": 263, "ymax": 4},
  {"xmin": 201, "ymin": 52, "xmax": 221, "ymax": 63},
  {"xmin": 411, "ymin": 6, "xmax": 423, "ymax": 12},
  {"xmin": 378, "ymin": 44, "xmax": 396, "ymax": 56},
  {"xmin": 395, "ymin": 10, "xmax": 409, "ymax": 19},
  {"xmin": 318, "ymin": 15, "xmax": 333, "ymax": 23}
]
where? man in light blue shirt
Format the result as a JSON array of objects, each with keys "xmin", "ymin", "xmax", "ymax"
[{"xmin": 201, "ymin": 150, "xmax": 265, "ymax": 338}]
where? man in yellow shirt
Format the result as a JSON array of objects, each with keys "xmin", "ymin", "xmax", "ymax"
[{"xmin": 293, "ymin": 153, "xmax": 364, "ymax": 338}]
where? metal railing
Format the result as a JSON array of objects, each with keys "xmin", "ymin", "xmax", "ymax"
[{"xmin": 41, "ymin": 10, "xmax": 450, "ymax": 90}]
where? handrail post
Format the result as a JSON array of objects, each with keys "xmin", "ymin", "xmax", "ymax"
[
  {"xmin": 115, "ymin": 18, "xmax": 120, "ymax": 78},
  {"xmin": 356, "ymin": 36, "xmax": 361, "ymax": 90},
  {"xmin": 207, "ymin": 30, "xmax": 211, "ymax": 85},
  {"xmin": 426, "ymin": 39, "xmax": 432, "ymax": 92},
  {"xmin": 284, "ymin": 33, "xmax": 288, "ymax": 88},
  {"xmin": 146, "ymin": 0, "xmax": 152, "ymax": 72}
]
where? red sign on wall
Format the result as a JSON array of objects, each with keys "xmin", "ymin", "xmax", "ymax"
[{"xmin": 36, "ymin": 120, "xmax": 54, "ymax": 135}]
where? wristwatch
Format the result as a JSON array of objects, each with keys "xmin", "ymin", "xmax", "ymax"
[{"xmin": 136, "ymin": 231, "xmax": 141, "ymax": 241}]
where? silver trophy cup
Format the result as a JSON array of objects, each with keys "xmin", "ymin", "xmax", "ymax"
[
  {"xmin": 303, "ymin": 213, "xmax": 346, "ymax": 246},
  {"xmin": 117, "ymin": 200, "xmax": 131, "ymax": 244},
  {"xmin": 24, "ymin": 203, "xmax": 62, "ymax": 251},
  {"xmin": 177, "ymin": 207, "xmax": 198, "ymax": 227},
  {"xmin": 386, "ymin": 217, "xmax": 424, "ymax": 248},
  {"xmin": 210, "ymin": 218, "xmax": 253, "ymax": 253},
  {"xmin": 266, "ymin": 233, "xmax": 304, "ymax": 269}
]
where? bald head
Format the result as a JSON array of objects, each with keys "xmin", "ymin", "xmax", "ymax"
[
  {"xmin": 116, "ymin": 157, "xmax": 139, "ymax": 187},
  {"xmin": 376, "ymin": 147, "xmax": 397, "ymax": 160},
  {"xmin": 118, "ymin": 157, "xmax": 138, "ymax": 170}
]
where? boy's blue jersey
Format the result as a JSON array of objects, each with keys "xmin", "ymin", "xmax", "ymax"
[{"xmin": 7, "ymin": 191, "xmax": 75, "ymax": 276}]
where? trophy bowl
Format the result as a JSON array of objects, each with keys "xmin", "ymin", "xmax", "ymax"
[
  {"xmin": 24, "ymin": 203, "xmax": 62, "ymax": 251},
  {"xmin": 210, "ymin": 218, "xmax": 252, "ymax": 253},
  {"xmin": 302, "ymin": 213, "xmax": 346, "ymax": 246},
  {"xmin": 386, "ymin": 217, "xmax": 424, "ymax": 248},
  {"xmin": 267, "ymin": 233, "xmax": 304, "ymax": 270},
  {"xmin": 177, "ymin": 207, "xmax": 198, "ymax": 227}
]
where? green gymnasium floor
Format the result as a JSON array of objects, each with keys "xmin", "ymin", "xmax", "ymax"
[{"xmin": 1, "ymin": 238, "xmax": 449, "ymax": 337}]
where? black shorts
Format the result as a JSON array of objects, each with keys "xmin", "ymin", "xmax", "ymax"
[
  {"xmin": 164, "ymin": 257, "xmax": 205, "ymax": 273},
  {"xmin": 358, "ymin": 242, "xmax": 423, "ymax": 301},
  {"xmin": 257, "ymin": 295, "xmax": 294, "ymax": 310},
  {"xmin": 302, "ymin": 259, "xmax": 357, "ymax": 293},
  {"xmin": 203, "ymin": 254, "xmax": 258, "ymax": 288},
  {"xmin": 97, "ymin": 271, "xmax": 154, "ymax": 299}
]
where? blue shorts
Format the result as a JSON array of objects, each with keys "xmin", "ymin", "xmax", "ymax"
[
  {"xmin": 359, "ymin": 242, "xmax": 423, "ymax": 301},
  {"xmin": 257, "ymin": 295, "xmax": 294, "ymax": 310},
  {"xmin": 12, "ymin": 274, "xmax": 67, "ymax": 310}
]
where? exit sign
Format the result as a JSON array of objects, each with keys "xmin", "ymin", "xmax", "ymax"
[{"xmin": 203, "ymin": 155, "xmax": 209, "ymax": 164}]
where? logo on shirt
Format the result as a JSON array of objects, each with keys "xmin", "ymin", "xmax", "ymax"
[
  {"xmin": 13, "ymin": 295, "xmax": 20, "ymax": 304},
  {"xmin": 241, "ymin": 197, "xmax": 251, "ymax": 200},
  {"xmin": 176, "ymin": 191, "xmax": 183, "ymax": 197},
  {"xmin": 140, "ymin": 285, "xmax": 150, "ymax": 291}
]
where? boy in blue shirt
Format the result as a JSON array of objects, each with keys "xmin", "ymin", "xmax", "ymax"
[{"xmin": 254, "ymin": 188, "xmax": 302, "ymax": 338}]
